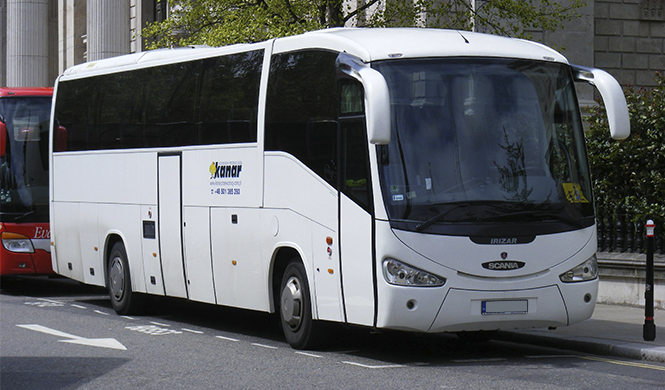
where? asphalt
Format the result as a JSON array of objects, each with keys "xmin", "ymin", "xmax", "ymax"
[{"xmin": 496, "ymin": 303, "xmax": 665, "ymax": 363}]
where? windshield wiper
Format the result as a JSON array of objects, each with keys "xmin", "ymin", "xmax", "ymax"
[
  {"xmin": 12, "ymin": 210, "xmax": 38, "ymax": 222},
  {"xmin": 415, "ymin": 202, "xmax": 474, "ymax": 232},
  {"xmin": 471, "ymin": 209, "xmax": 585, "ymax": 228}
]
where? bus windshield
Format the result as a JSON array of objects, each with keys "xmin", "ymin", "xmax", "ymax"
[
  {"xmin": 0, "ymin": 96, "xmax": 51, "ymax": 222},
  {"xmin": 374, "ymin": 58, "xmax": 593, "ymax": 235}
]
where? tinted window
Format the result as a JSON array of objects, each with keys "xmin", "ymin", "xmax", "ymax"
[
  {"xmin": 53, "ymin": 49, "xmax": 263, "ymax": 152},
  {"xmin": 199, "ymin": 51, "xmax": 262, "ymax": 144},
  {"xmin": 265, "ymin": 50, "xmax": 338, "ymax": 185}
]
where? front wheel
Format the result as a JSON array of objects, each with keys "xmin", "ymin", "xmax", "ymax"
[
  {"xmin": 107, "ymin": 242, "xmax": 143, "ymax": 315},
  {"xmin": 279, "ymin": 261, "xmax": 327, "ymax": 350}
]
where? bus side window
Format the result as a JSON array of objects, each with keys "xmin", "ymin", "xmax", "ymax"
[
  {"xmin": 265, "ymin": 50, "xmax": 338, "ymax": 187},
  {"xmin": 199, "ymin": 51, "xmax": 262, "ymax": 145},
  {"xmin": 339, "ymin": 79, "xmax": 371, "ymax": 212}
]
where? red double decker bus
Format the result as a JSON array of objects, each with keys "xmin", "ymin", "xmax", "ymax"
[{"xmin": 1, "ymin": 87, "xmax": 53, "ymax": 275}]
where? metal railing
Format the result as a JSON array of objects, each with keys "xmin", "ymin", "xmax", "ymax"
[{"xmin": 596, "ymin": 211, "xmax": 664, "ymax": 254}]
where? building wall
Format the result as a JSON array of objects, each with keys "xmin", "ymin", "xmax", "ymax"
[
  {"xmin": 595, "ymin": 0, "xmax": 665, "ymax": 88},
  {"xmin": 1, "ymin": 0, "xmax": 158, "ymax": 87}
]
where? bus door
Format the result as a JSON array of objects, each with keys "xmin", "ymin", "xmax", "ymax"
[
  {"xmin": 157, "ymin": 153, "xmax": 188, "ymax": 298},
  {"xmin": 338, "ymin": 79, "xmax": 376, "ymax": 327}
]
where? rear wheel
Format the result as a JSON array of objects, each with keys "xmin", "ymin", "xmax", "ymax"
[
  {"xmin": 107, "ymin": 242, "xmax": 143, "ymax": 315},
  {"xmin": 279, "ymin": 261, "xmax": 327, "ymax": 350}
]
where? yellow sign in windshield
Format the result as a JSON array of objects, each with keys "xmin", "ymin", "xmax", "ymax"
[{"xmin": 562, "ymin": 183, "xmax": 589, "ymax": 203}]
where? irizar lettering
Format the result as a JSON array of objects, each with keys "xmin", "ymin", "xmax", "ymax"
[{"xmin": 490, "ymin": 238, "xmax": 518, "ymax": 244}]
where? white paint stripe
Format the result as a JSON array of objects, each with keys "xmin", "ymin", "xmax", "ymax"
[
  {"xmin": 295, "ymin": 351, "xmax": 322, "ymax": 358},
  {"xmin": 150, "ymin": 321, "xmax": 170, "ymax": 327},
  {"xmin": 71, "ymin": 304, "xmax": 87, "ymax": 309},
  {"xmin": 94, "ymin": 310, "xmax": 110, "ymax": 316},
  {"xmin": 37, "ymin": 298, "xmax": 64, "ymax": 304},
  {"xmin": 342, "ymin": 361, "xmax": 406, "ymax": 369},
  {"xmin": 17, "ymin": 324, "xmax": 127, "ymax": 350},
  {"xmin": 182, "ymin": 328, "xmax": 204, "ymax": 334},
  {"xmin": 251, "ymin": 343, "xmax": 278, "ymax": 350},
  {"xmin": 216, "ymin": 335, "xmax": 240, "ymax": 342},
  {"xmin": 18, "ymin": 324, "xmax": 76, "ymax": 339},
  {"xmin": 121, "ymin": 316, "xmax": 135, "ymax": 320}
]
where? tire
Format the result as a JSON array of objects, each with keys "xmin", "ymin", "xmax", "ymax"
[
  {"xmin": 107, "ymin": 242, "xmax": 143, "ymax": 315},
  {"xmin": 279, "ymin": 261, "xmax": 327, "ymax": 350}
]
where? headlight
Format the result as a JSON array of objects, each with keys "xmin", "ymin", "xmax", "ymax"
[
  {"xmin": 559, "ymin": 254, "xmax": 598, "ymax": 283},
  {"xmin": 1, "ymin": 232, "xmax": 35, "ymax": 253},
  {"xmin": 382, "ymin": 258, "xmax": 446, "ymax": 287}
]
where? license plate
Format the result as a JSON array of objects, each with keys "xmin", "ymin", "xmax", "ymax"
[{"xmin": 481, "ymin": 300, "xmax": 528, "ymax": 315}]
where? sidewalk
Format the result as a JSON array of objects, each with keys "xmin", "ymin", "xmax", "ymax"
[{"xmin": 496, "ymin": 304, "xmax": 665, "ymax": 363}]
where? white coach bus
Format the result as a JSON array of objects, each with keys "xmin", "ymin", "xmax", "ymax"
[{"xmin": 50, "ymin": 28, "xmax": 629, "ymax": 349}]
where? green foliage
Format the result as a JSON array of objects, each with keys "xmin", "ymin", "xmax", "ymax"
[
  {"xmin": 142, "ymin": 0, "xmax": 587, "ymax": 48},
  {"xmin": 585, "ymin": 72, "xmax": 665, "ymax": 220}
]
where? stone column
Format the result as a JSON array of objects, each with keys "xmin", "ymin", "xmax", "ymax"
[
  {"xmin": 1, "ymin": 0, "xmax": 6, "ymax": 86},
  {"xmin": 6, "ymin": 0, "xmax": 50, "ymax": 87},
  {"xmin": 87, "ymin": 0, "xmax": 130, "ymax": 61},
  {"xmin": 58, "ymin": 0, "xmax": 87, "ymax": 74}
]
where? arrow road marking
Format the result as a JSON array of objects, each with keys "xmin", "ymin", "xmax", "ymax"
[{"xmin": 17, "ymin": 324, "xmax": 127, "ymax": 350}]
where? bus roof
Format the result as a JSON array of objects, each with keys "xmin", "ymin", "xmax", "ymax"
[
  {"xmin": 275, "ymin": 28, "xmax": 568, "ymax": 64},
  {"xmin": 0, "ymin": 87, "xmax": 53, "ymax": 97},
  {"xmin": 60, "ymin": 28, "xmax": 568, "ymax": 79}
]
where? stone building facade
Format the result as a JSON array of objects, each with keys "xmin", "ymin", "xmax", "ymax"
[
  {"xmin": 1, "ymin": 0, "xmax": 663, "ymax": 88},
  {"xmin": 0, "ymin": 0, "xmax": 164, "ymax": 87},
  {"xmin": 594, "ymin": 0, "xmax": 665, "ymax": 88}
]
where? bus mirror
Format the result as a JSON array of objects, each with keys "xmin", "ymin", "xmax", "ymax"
[
  {"xmin": 572, "ymin": 65, "xmax": 630, "ymax": 140},
  {"xmin": 337, "ymin": 53, "xmax": 391, "ymax": 145},
  {"xmin": 55, "ymin": 125, "xmax": 67, "ymax": 152},
  {"xmin": 0, "ymin": 120, "xmax": 6, "ymax": 158},
  {"xmin": 358, "ymin": 67, "xmax": 391, "ymax": 145}
]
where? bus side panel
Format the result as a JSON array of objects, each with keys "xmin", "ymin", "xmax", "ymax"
[
  {"xmin": 52, "ymin": 153, "xmax": 157, "ymax": 205},
  {"xmin": 310, "ymin": 221, "xmax": 344, "ymax": 322},
  {"xmin": 78, "ymin": 203, "xmax": 104, "ymax": 286},
  {"xmin": 184, "ymin": 205, "xmax": 216, "ymax": 304},
  {"xmin": 140, "ymin": 205, "xmax": 164, "ymax": 296},
  {"xmin": 98, "ymin": 203, "xmax": 146, "ymax": 294},
  {"xmin": 182, "ymin": 147, "xmax": 263, "ymax": 208},
  {"xmin": 211, "ymin": 207, "xmax": 267, "ymax": 311},
  {"xmin": 340, "ymin": 195, "xmax": 374, "ymax": 326},
  {"xmin": 51, "ymin": 202, "xmax": 85, "ymax": 282},
  {"xmin": 264, "ymin": 153, "xmax": 343, "ymax": 322}
]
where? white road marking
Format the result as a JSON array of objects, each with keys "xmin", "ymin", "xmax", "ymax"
[
  {"xmin": 216, "ymin": 335, "xmax": 240, "ymax": 342},
  {"xmin": 251, "ymin": 343, "xmax": 278, "ymax": 350},
  {"xmin": 17, "ymin": 324, "xmax": 127, "ymax": 350},
  {"xmin": 342, "ymin": 361, "xmax": 406, "ymax": 369},
  {"xmin": 71, "ymin": 304, "xmax": 87, "ymax": 309},
  {"xmin": 125, "ymin": 325, "xmax": 182, "ymax": 336},
  {"xmin": 182, "ymin": 328, "xmax": 204, "ymax": 334},
  {"xmin": 295, "ymin": 351, "xmax": 322, "ymax": 358}
]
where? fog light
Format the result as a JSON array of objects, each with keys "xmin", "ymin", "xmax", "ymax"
[{"xmin": 406, "ymin": 299, "xmax": 417, "ymax": 310}]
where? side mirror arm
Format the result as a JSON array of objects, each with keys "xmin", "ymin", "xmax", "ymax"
[{"xmin": 572, "ymin": 64, "xmax": 630, "ymax": 140}]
